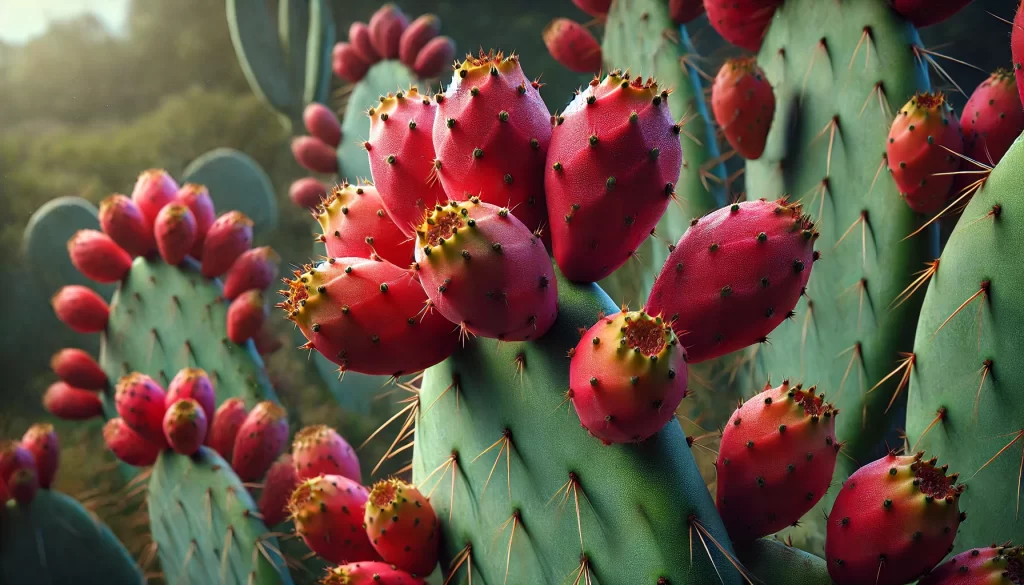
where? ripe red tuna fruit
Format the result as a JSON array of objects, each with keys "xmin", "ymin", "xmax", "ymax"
[
  {"xmin": 163, "ymin": 398, "xmax": 208, "ymax": 455},
  {"xmin": 288, "ymin": 474, "xmax": 382, "ymax": 564},
  {"xmin": 368, "ymin": 4, "xmax": 408, "ymax": 59},
  {"xmin": 333, "ymin": 42, "xmax": 371, "ymax": 83},
  {"xmin": 115, "ymin": 373, "xmax": 169, "ymax": 447},
  {"xmin": 67, "ymin": 229, "xmax": 133, "ymax": 283},
  {"xmin": 364, "ymin": 479, "xmax": 439, "ymax": 576},
  {"xmin": 568, "ymin": 309, "xmax": 689, "ymax": 444},
  {"xmin": 918, "ymin": 543, "xmax": 1023, "ymax": 585},
  {"xmin": 21, "ymin": 423, "xmax": 59, "ymax": 489},
  {"xmin": 431, "ymin": 50, "xmax": 552, "ymax": 236},
  {"xmin": 154, "ymin": 203, "xmax": 197, "ymax": 265},
  {"xmin": 165, "ymin": 368, "xmax": 216, "ymax": 425},
  {"xmin": 315, "ymin": 183, "xmax": 414, "ymax": 267},
  {"xmin": 292, "ymin": 135, "xmax": 340, "ymax": 174},
  {"xmin": 175, "ymin": 183, "xmax": 216, "ymax": 258},
  {"xmin": 98, "ymin": 194, "xmax": 154, "ymax": 257},
  {"xmin": 366, "ymin": 88, "xmax": 448, "ymax": 237},
  {"xmin": 545, "ymin": 71, "xmax": 683, "ymax": 283},
  {"xmin": 321, "ymin": 562, "xmax": 426, "ymax": 584},
  {"xmin": 825, "ymin": 452, "xmax": 966, "ymax": 585},
  {"xmin": 889, "ymin": 0, "xmax": 973, "ymax": 28},
  {"xmin": 289, "ymin": 177, "xmax": 329, "ymax": 210},
  {"xmin": 304, "ymin": 103, "xmax": 342, "ymax": 148},
  {"xmin": 201, "ymin": 211, "xmax": 253, "ymax": 278},
  {"xmin": 103, "ymin": 418, "xmax": 162, "ymax": 467},
  {"xmin": 0, "ymin": 441, "xmax": 37, "ymax": 490},
  {"xmin": 887, "ymin": 92, "xmax": 964, "ymax": 215},
  {"xmin": 231, "ymin": 400, "xmax": 288, "ymax": 482},
  {"xmin": 705, "ymin": 0, "xmax": 781, "ymax": 53},
  {"xmin": 52, "ymin": 285, "xmax": 110, "ymax": 333},
  {"xmin": 208, "ymin": 397, "xmax": 248, "ymax": 457},
  {"xmin": 542, "ymin": 18, "xmax": 603, "ymax": 74},
  {"xmin": 1014, "ymin": 3, "xmax": 1024, "ymax": 106},
  {"xmin": 413, "ymin": 36, "xmax": 455, "ymax": 79},
  {"xmin": 258, "ymin": 454, "xmax": 299, "ymax": 526},
  {"xmin": 222, "ymin": 246, "xmax": 280, "ymax": 300},
  {"xmin": 43, "ymin": 382, "xmax": 103, "ymax": 420},
  {"xmin": 131, "ymin": 168, "xmax": 179, "ymax": 228},
  {"xmin": 9, "ymin": 468, "xmax": 39, "ymax": 505},
  {"xmin": 716, "ymin": 382, "xmax": 839, "ymax": 540},
  {"xmin": 292, "ymin": 424, "xmax": 361, "ymax": 483},
  {"xmin": 280, "ymin": 257, "xmax": 460, "ymax": 376},
  {"xmin": 572, "ymin": 0, "xmax": 612, "ymax": 18},
  {"xmin": 51, "ymin": 348, "xmax": 108, "ymax": 390},
  {"xmin": 958, "ymin": 69, "xmax": 1024, "ymax": 186},
  {"xmin": 414, "ymin": 199, "xmax": 558, "ymax": 341},
  {"xmin": 348, "ymin": 22, "xmax": 379, "ymax": 64},
  {"xmin": 227, "ymin": 290, "xmax": 266, "ymax": 344},
  {"xmin": 646, "ymin": 198, "xmax": 819, "ymax": 363},
  {"xmin": 670, "ymin": 0, "xmax": 705, "ymax": 25},
  {"xmin": 399, "ymin": 14, "xmax": 441, "ymax": 69},
  {"xmin": 712, "ymin": 57, "xmax": 776, "ymax": 160}
]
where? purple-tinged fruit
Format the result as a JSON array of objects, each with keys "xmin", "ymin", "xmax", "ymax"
[
  {"xmin": 918, "ymin": 543, "xmax": 1023, "ymax": 585},
  {"xmin": 174, "ymin": 183, "xmax": 215, "ymax": 258},
  {"xmin": 114, "ymin": 373, "xmax": 169, "ymax": 447},
  {"xmin": 231, "ymin": 400, "xmax": 288, "ymax": 482},
  {"xmin": 9, "ymin": 468, "xmax": 38, "ymax": 505},
  {"xmin": 259, "ymin": 454, "xmax": 300, "ymax": 526},
  {"xmin": 399, "ymin": 14, "xmax": 441, "ymax": 69},
  {"xmin": 226, "ymin": 289, "xmax": 266, "ymax": 344},
  {"xmin": 704, "ymin": 0, "xmax": 781, "ymax": 53},
  {"xmin": 103, "ymin": 418, "xmax": 161, "ymax": 467},
  {"xmin": 333, "ymin": 42, "xmax": 370, "ymax": 83},
  {"xmin": 162, "ymin": 398, "xmax": 208, "ymax": 455},
  {"xmin": 165, "ymin": 368, "xmax": 216, "ymax": 426},
  {"xmin": 67, "ymin": 229, "xmax": 132, "ymax": 283},
  {"xmin": 368, "ymin": 4, "xmax": 408, "ymax": 60},
  {"xmin": 321, "ymin": 562, "xmax": 426, "ymax": 584},
  {"xmin": 290, "ymin": 177, "xmax": 330, "ymax": 210},
  {"xmin": 223, "ymin": 246, "xmax": 280, "ymax": 300},
  {"xmin": 304, "ymin": 103, "xmax": 342, "ymax": 148},
  {"xmin": 292, "ymin": 135, "xmax": 340, "ymax": 174},
  {"xmin": 348, "ymin": 22, "xmax": 380, "ymax": 64},
  {"xmin": 201, "ymin": 211, "xmax": 253, "ymax": 278},
  {"xmin": 889, "ymin": 0, "xmax": 973, "ymax": 28},
  {"xmin": 21, "ymin": 423, "xmax": 59, "ymax": 489},
  {"xmin": 669, "ymin": 0, "xmax": 705, "ymax": 24},
  {"xmin": 292, "ymin": 425, "xmax": 361, "ymax": 483},
  {"xmin": 0, "ymin": 441, "xmax": 36, "ymax": 490},
  {"xmin": 208, "ymin": 397, "xmax": 248, "ymax": 456},
  {"xmin": 98, "ymin": 194, "xmax": 154, "ymax": 257},
  {"xmin": 154, "ymin": 203, "xmax": 197, "ymax": 265},
  {"xmin": 571, "ymin": 0, "xmax": 612, "ymax": 18},
  {"xmin": 413, "ymin": 36, "xmax": 455, "ymax": 79}
]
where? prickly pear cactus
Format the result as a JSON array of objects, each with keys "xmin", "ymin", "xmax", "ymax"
[
  {"xmin": 182, "ymin": 148, "xmax": 279, "ymax": 232},
  {"xmin": 736, "ymin": 538, "xmax": 833, "ymax": 585}
]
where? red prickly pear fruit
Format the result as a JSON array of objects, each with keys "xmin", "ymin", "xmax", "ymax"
[
  {"xmin": 201, "ymin": 211, "xmax": 254, "ymax": 278},
  {"xmin": 103, "ymin": 418, "xmax": 162, "ymax": 467},
  {"xmin": 889, "ymin": 0, "xmax": 973, "ymax": 28},
  {"xmin": 568, "ymin": 309, "xmax": 689, "ymax": 444},
  {"xmin": 368, "ymin": 4, "xmax": 409, "ymax": 60},
  {"xmin": 166, "ymin": 368, "xmax": 216, "ymax": 423},
  {"xmin": 1014, "ymin": 3, "xmax": 1024, "ymax": 107},
  {"xmin": 715, "ymin": 382, "xmax": 839, "ymax": 540},
  {"xmin": 292, "ymin": 135, "xmax": 340, "ymax": 174},
  {"xmin": 571, "ymin": 0, "xmax": 612, "ymax": 18},
  {"xmin": 918, "ymin": 543, "xmax": 1023, "ymax": 585},
  {"xmin": 174, "ymin": 183, "xmax": 216, "ymax": 259},
  {"xmin": 43, "ymin": 382, "xmax": 103, "ymax": 421},
  {"xmin": 231, "ymin": 400, "xmax": 289, "ymax": 482},
  {"xmin": 304, "ymin": 103, "xmax": 342, "ymax": 148},
  {"xmin": 887, "ymin": 92, "xmax": 964, "ymax": 215},
  {"xmin": 227, "ymin": 289, "xmax": 266, "ymax": 344},
  {"xmin": 542, "ymin": 18, "xmax": 603, "ymax": 74},
  {"xmin": 253, "ymin": 324, "xmax": 283, "ymax": 356},
  {"xmin": 51, "ymin": 285, "xmax": 109, "ymax": 333},
  {"xmin": 315, "ymin": 183, "xmax": 414, "ymax": 267},
  {"xmin": 545, "ymin": 71, "xmax": 683, "ymax": 283},
  {"xmin": 333, "ymin": 42, "xmax": 371, "ymax": 83},
  {"xmin": 288, "ymin": 474, "xmax": 382, "ymax": 564},
  {"xmin": 98, "ymin": 194, "xmax": 154, "ymax": 257},
  {"xmin": 162, "ymin": 398, "xmax": 208, "ymax": 456},
  {"xmin": 223, "ymin": 246, "xmax": 280, "ymax": 300},
  {"xmin": 321, "ymin": 562, "xmax": 426, "ymax": 585},
  {"xmin": 208, "ymin": 397, "xmax": 248, "ymax": 456},
  {"xmin": 669, "ymin": 0, "xmax": 705, "ymax": 25},
  {"xmin": 704, "ymin": 0, "xmax": 780, "ymax": 53},
  {"xmin": 711, "ymin": 57, "xmax": 776, "ymax": 161},
  {"xmin": 291, "ymin": 424, "xmax": 361, "ymax": 483},
  {"xmin": 364, "ymin": 478, "xmax": 440, "ymax": 576},
  {"xmin": 414, "ymin": 199, "xmax": 558, "ymax": 341},
  {"xmin": 432, "ymin": 50, "xmax": 552, "ymax": 236},
  {"xmin": 21, "ymin": 423, "xmax": 59, "ymax": 489},
  {"xmin": 413, "ymin": 36, "xmax": 456, "ymax": 79},
  {"xmin": 646, "ymin": 198, "xmax": 819, "ymax": 363},
  {"xmin": 131, "ymin": 168, "xmax": 179, "ymax": 228},
  {"xmin": 9, "ymin": 468, "xmax": 38, "ymax": 505},
  {"xmin": 399, "ymin": 14, "xmax": 441, "ymax": 69},
  {"xmin": 281, "ymin": 257, "xmax": 460, "ymax": 376},
  {"xmin": 957, "ymin": 69, "xmax": 1024, "ymax": 188},
  {"xmin": 154, "ymin": 203, "xmax": 197, "ymax": 266},
  {"xmin": 114, "ymin": 373, "xmax": 169, "ymax": 447},
  {"xmin": 67, "ymin": 229, "xmax": 133, "ymax": 283},
  {"xmin": 258, "ymin": 454, "xmax": 299, "ymax": 526},
  {"xmin": 348, "ymin": 22, "xmax": 380, "ymax": 64},
  {"xmin": 826, "ymin": 453, "xmax": 966, "ymax": 585},
  {"xmin": 289, "ymin": 177, "xmax": 330, "ymax": 210},
  {"xmin": 50, "ymin": 348, "xmax": 108, "ymax": 390},
  {"xmin": 366, "ymin": 88, "xmax": 447, "ymax": 237},
  {"xmin": 0, "ymin": 441, "xmax": 37, "ymax": 491}
]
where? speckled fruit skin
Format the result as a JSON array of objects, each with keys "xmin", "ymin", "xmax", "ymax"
[
  {"xmin": 154, "ymin": 203, "xmax": 197, "ymax": 266},
  {"xmin": 258, "ymin": 454, "xmax": 299, "ymax": 527},
  {"xmin": 315, "ymin": 183, "xmax": 414, "ymax": 268},
  {"xmin": 320, "ymin": 561, "xmax": 426, "ymax": 585},
  {"xmin": 162, "ymin": 398, "xmax": 208, "ymax": 455},
  {"xmin": 886, "ymin": 92, "xmax": 963, "ymax": 214},
  {"xmin": 165, "ymin": 368, "xmax": 216, "ymax": 423},
  {"xmin": 711, "ymin": 57, "xmax": 776, "ymax": 160},
  {"xmin": 114, "ymin": 372, "xmax": 169, "ymax": 448},
  {"xmin": 705, "ymin": 0, "xmax": 782, "ymax": 52},
  {"xmin": 917, "ymin": 544, "xmax": 1023, "ymax": 585},
  {"xmin": 364, "ymin": 479, "xmax": 439, "ymax": 576},
  {"xmin": 21, "ymin": 424, "xmax": 59, "ymax": 489},
  {"xmin": 288, "ymin": 474, "xmax": 383, "ymax": 565},
  {"xmin": 207, "ymin": 397, "xmax": 247, "ymax": 458},
  {"xmin": 958, "ymin": 69, "xmax": 1024, "ymax": 183},
  {"xmin": 103, "ymin": 418, "xmax": 161, "ymax": 467},
  {"xmin": 291, "ymin": 424, "xmax": 361, "ymax": 483},
  {"xmin": 230, "ymin": 400, "xmax": 288, "ymax": 482},
  {"xmin": 0, "ymin": 441, "xmax": 37, "ymax": 491}
]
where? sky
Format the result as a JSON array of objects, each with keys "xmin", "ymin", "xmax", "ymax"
[{"xmin": 0, "ymin": 0, "xmax": 129, "ymax": 44}]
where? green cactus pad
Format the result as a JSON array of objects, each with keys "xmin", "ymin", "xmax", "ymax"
[
  {"xmin": 302, "ymin": 0, "xmax": 334, "ymax": 106},
  {"xmin": 181, "ymin": 148, "xmax": 279, "ymax": 232},
  {"xmin": 22, "ymin": 196, "xmax": 114, "ymax": 300},
  {"xmin": 0, "ymin": 490, "xmax": 143, "ymax": 585},
  {"xmin": 736, "ymin": 538, "xmax": 834, "ymax": 585},
  {"xmin": 228, "ymin": 0, "xmax": 293, "ymax": 118},
  {"xmin": 906, "ymin": 137, "xmax": 1024, "ymax": 550},
  {"xmin": 739, "ymin": 0, "xmax": 932, "ymax": 554},
  {"xmin": 148, "ymin": 448, "xmax": 294, "ymax": 585},
  {"xmin": 413, "ymin": 267, "xmax": 743, "ymax": 585}
]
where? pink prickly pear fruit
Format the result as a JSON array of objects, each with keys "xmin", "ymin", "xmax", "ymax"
[
  {"xmin": 280, "ymin": 257, "xmax": 460, "ymax": 376},
  {"xmin": 288, "ymin": 474, "xmax": 382, "ymax": 564},
  {"xmin": 154, "ymin": 203, "xmax": 197, "ymax": 265},
  {"xmin": 162, "ymin": 398, "xmax": 208, "ymax": 456},
  {"xmin": 98, "ymin": 194, "xmax": 154, "ymax": 257},
  {"xmin": 21, "ymin": 423, "xmax": 59, "ymax": 489},
  {"xmin": 712, "ymin": 57, "xmax": 776, "ymax": 161},
  {"xmin": 292, "ymin": 135, "xmax": 340, "ymax": 174},
  {"xmin": 413, "ymin": 36, "xmax": 456, "ymax": 79},
  {"xmin": 226, "ymin": 289, "xmax": 266, "ymax": 344},
  {"xmin": 231, "ymin": 400, "xmax": 288, "ymax": 482},
  {"xmin": 704, "ymin": 0, "xmax": 780, "ymax": 53},
  {"xmin": 130, "ymin": 168, "xmax": 179, "ymax": 228},
  {"xmin": 303, "ymin": 103, "xmax": 342, "ymax": 148},
  {"xmin": 414, "ymin": 199, "xmax": 558, "ymax": 341},
  {"xmin": 886, "ymin": 92, "xmax": 963, "ymax": 215},
  {"xmin": 432, "ymin": 50, "xmax": 552, "ymax": 236},
  {"xmin": 715, "ymin": 382, "xmax": 839, "ymax": 540},
  {"xmin": 1014, "ymin": 3, "xmax": 1024, "ymax": 107},
  {"xmin": 646, "ymin": 198, "xmax": 819, "ymax": 363},
  {"xmin": 958, "ymin": 69, "xmax": 1024, "ymax": 185},
  {"xmin": 321, "ymin": 562, "xmax": 426, "ymax": 585},
  {"xmin": 201, "ymin": 211, "xmax": 254, "ymax": 278},
  {"xmin": 568, "ymin": 309, "xmax": 689, "ymax": 444},
  {"xmin": 545, "ymin": 71, "xmax": 683, "ymax": 283},
  {"xmin": 315, "ymin": 183, "xmax": 414, "ymax": 267},
  {"xmin": 291, "ymin": 424, "xmax": 361, "ymax": 483},
  {"xmin": 542, "ymin": 18, "xmax": 603, "ymax": 74},
  {"xmin": 825, "ymin": 452, "xmax": 966, "ymax": 585},
  {"xmin": 258, "ymin": 454, "xmax": 299, "ymax": 526},
  {"xmin": 0, "ymin": 476, "xmax": 6, "ymax": 503},
  {"xmin": 333, "ymin": 42, "xmax": 371, "ymax": 83},
  {"xmin": 572, "ymin": 0, "xmax": 612, "ymax": 18},
  {"xmin": 165, "ymin": 368, "xmax": 216, "ymax": 423},
  {"xmin": 103, "ymin": 418, "xmax": 162, "ymax": 467},
  {"xmin": 114, "ymin": 373, "xmax": 169, "ymax": 447},
  {"xmin": 208, "ymin": 397, "xmax": 248, "ymax": 456},
  {"xmin": 918, "ymin": 543, "xmax": 1023, "ymax": 585},
  {"xmin": 223, "ymin": 246, "xmax": 280, "ymax": 300},
  {"xmin": 51, "ymin": 285, "xmax": 109, "ymax": 333},
  {"xmin": 43, "ymin": 382, "xmax": 103, "ymax": 420},
  {"xmin": 368, "ymin": 4, "xmax": 409, "ymax": 59},
  {"xmin": 67, "ymin": 229, "xmax": 133, "ymax": 283},
  {"xmin": 289, "ymin": 177, "xmax": 330, "ymax": 210},
  {"xmin": 348, "ymin": 22, "xmax": 380, "ymax": 64},
  {"xmin": 889, "ymin": 0, "xmax": 973, "ymax": 28},
  {"xmin": 365, "ymin": 88, "xmax": 447, "ymax": 237},
  {"xmin": 9, "ymin": 468, "xmax": 38, "ymax": 505},
  {"xmin": 364, "ymin": 479, "xmax": 440, "ymax": 576},
  {"xmin": 399, "ymin": 14, "xmax": 441, "ymax": 69},
  {"xmin": 0, "ymin": 441, "xmax": 37, "ymax": 491},
  {"xmin": 50, "ymin": 348, "xmax": 108, "ymax": 390},
  {"xmin": 669, "ymin": 0, "xmax": 705, "ymax": 25},
  {"xmin": 174, "ymin": 183, "xmax": 216, "ymax": 259}
]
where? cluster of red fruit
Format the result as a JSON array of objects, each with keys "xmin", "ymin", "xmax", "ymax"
[{"xmin": 0, "ymin": 424, "xmax": 59, "ymax": 506}]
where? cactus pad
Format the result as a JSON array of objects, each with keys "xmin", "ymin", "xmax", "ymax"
[{"xmin": 181, "ymin": 148, "xmax": 279, "ymax": 232}]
